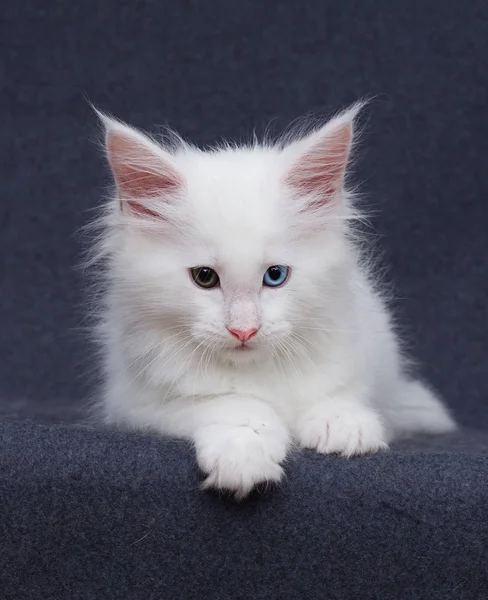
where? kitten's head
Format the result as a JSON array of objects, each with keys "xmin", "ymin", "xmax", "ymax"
[{"xmin": 98, "ymin": 105, "xmax": 360, "ymax": 368}]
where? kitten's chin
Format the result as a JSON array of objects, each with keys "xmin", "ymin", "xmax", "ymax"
[{"xmin": 224, "ymin": 344, "xmax": 261, "ymax": 365}]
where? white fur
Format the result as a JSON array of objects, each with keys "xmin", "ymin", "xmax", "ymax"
[{"xmin": 90, "ymin": 104, "xmax": 456, "ymax": 499}]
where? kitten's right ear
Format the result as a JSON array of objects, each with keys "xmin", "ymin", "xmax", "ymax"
[{"xmin": 95, "ymin": 110, "xmax": 184, "ymax": 217}]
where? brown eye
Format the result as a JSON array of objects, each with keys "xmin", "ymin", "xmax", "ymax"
[{"xmin": 190, "ymin": 267, "xmax": 220, "ymax": 289}]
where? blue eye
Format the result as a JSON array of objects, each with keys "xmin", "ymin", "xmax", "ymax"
[{"xmin": 263, "ymin": 265, "xmax": 289, "ymax": 287}]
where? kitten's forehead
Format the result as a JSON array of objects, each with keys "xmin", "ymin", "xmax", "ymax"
[
  {"xmin": 175, "ymin": 147, "xmax": 294, "ymax": 275},
  {"xmin": 202, "ymin": 228, "xmax": 272, "ymax": 279},
  {"xmin": 181, "ymin": 147, "xmax": 285, "ymax": 233}
]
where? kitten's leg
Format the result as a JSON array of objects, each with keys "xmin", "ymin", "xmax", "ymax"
[
  {"xmin": 294, "ymin": 392, "xmax": 388, "ymax": 457},
  {"xmin": 191, "ymin": 397, "xmax": 290, "ymax": 500}
]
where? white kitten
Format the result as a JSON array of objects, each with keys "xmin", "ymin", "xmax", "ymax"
[{"xmin": 91, "ymin": 104, "xmax": 456, "ymax": 499}]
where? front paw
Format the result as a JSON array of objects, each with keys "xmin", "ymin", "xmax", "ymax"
[
  {"xmin": 296, "ymin": 401, "xmax": 388, "ymax": 457},
  {"xmin": 195, "ymin": 422, "xmax": 288, "ymax": 500}
]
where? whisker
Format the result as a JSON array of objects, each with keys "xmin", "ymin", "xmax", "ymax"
[
  {"xmin": 161, "ymin": 338, "xmax": 208, "ymax": 403},
  {"xmin": 123, "ymin": 333, "xmax": 194, "ymax": 391}
]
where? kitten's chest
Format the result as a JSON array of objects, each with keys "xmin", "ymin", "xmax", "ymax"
[{"xmin": 177, "ymin": 364, "xmax": 299, "ymax": 419}]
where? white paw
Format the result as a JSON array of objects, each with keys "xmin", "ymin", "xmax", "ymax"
[
  {"xmin": 195, "ymin": 422, "xmax": 288, "ymax": 500},
  {"xmin": 295, "ymin": 402, "xmax": 388, "ymax": 457}
]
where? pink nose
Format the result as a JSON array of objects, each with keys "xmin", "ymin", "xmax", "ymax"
[{"xmin": 227, "ymin": 328, "xmax": 259, "ymax": 343}]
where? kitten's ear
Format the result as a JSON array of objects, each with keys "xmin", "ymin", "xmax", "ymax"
[
  {"xmin": 283, "ymin": 103, "xmax": 362, "ymax": 206},
  {"xmin": 96, "ymin": 110, "xmax": 183, "ymax": 217}
]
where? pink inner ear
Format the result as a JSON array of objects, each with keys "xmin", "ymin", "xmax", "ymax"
[
  {"xmin": 286, "ymin": 124, "xmax": 352, "ymax": 205},
  {"xmin": 106, "ymin": 130, "xmax": 182, "ymax": 217}
]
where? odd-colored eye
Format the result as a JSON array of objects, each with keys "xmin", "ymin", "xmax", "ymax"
[
  {"xmin": 263, "ymin": 265, "xmax": 289, "ymax": 287},
  {"xmin": 190, "ymin": 267, "xmax": 220, "ymax": 289}
]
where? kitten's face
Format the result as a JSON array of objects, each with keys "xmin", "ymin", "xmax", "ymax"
[
  {"xmin": 183, "ymin": 243, "xmax": 341, "ymax": 366},
  {"xmin": 102, "ymin": 107, "xmax": 356, "ymax": 366},
  {"xmin": 117, "ymin": 151, "xmax": 346, "ymax": 366}
]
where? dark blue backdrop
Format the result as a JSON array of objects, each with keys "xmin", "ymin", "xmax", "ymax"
[{"xmin": 2, "ymin": 1, "xmax": 486, "ymax": 426}]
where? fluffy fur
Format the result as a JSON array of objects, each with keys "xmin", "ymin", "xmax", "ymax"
[{"xmin": 90, "ymin": 104, "xmax": 456, "ymax": 499}]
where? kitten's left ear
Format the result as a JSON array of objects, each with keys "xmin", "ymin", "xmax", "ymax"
[{"xmin": 283, "ymin": 103, "xmax": 362, "ymax": 206}]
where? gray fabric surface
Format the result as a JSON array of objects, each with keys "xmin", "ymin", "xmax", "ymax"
[
  {"xmin": 1, "ymin": 0, "xmax": 487, "ymax": 598},
  {"xmin": 1, "ymin": 421, "xmax": 488, "ymax": 600}
]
